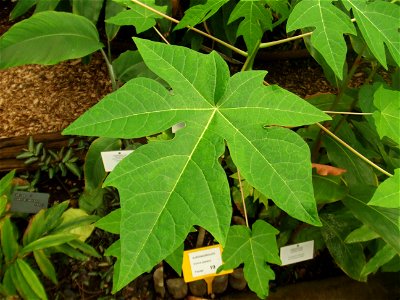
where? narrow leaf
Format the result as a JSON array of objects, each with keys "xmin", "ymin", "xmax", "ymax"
[
  {"xmin": 33, "ymin": 249, "xmax": 58, "ymax": 284},
  {"xmin": 361, "ymin": 244, "xmax": 397, "ymax": 277},
  {"xmin": 9, "ymin": 263, "xmax": 39, "ymax": 300},
  {"xmin": 0, "ymin": 11, "xmax": 103, "ymax": 69},
  {"xmin": 9, "ymin": 0, "xmax": 37, "ymax": 20},
  {"xmin": 21, "ymin": 233, "xmax": 77, "ymax": 254},
  {"xmin": 1, "ymin": 217, "xmax": 19, "ymax": 263},
  {"xmin": 16, "ymin": 259, "xmax": 47, "ymax": 300},
  {"xmin": 345, "ymin": 225, "xmax": 380, "ymax": 243},
  {"xmin": 220, "ymin": 220, "xmax": 280, "ymax": 299}
]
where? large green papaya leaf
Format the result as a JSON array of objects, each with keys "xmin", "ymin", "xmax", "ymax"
[
  {"xmin": 219, "ymin": 220, "xmax": 280, "ymax": 298},
  {"xmin": 342, "ymin": 0, "xmax": 400, "ymax": 69},
  {"xmin": 175, "ymin": 0, "xmax": 229, "ymax": 30},
  {"xmin": 64, "ymin": 39, "xmax": 329, "ymax": 291},
  {"xmin": 0, "ymin": 11, "xmax": 103, "ymax": 69},
  {"xmin": 287, "ymin": 0, "xmax": 356, "ymax": 79},
  {"xmin": 342, "ymin": 186, "xmax": 400, "ymax": 254}
]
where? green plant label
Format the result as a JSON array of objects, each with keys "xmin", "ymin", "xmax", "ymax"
[
  {"xmin": 280, "ymin": 240, "xmax": 314, "ymax": 265},
  {"xmin": 100, "ymin": 150, "xmax": 134, "ymax": 172},
  {"xmin": 11, "ymin": 191, "xmax": 49, "ymax": 214}
]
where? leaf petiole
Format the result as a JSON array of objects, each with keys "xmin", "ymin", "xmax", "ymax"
[
  {"xmin": 129, "ymin": 0, "xmax": 247, "ymax": 57},
  {"xmin": 316, "ymin": 123, "xmax": 393, "ymax": 177}
]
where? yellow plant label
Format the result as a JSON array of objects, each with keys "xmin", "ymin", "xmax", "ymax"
[{"xmin": 182, "ymin": 244, "xmax": 232, "ymax": 284}]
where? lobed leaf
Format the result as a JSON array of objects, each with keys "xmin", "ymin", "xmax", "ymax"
[
  {"xmin": 0, "ymin": 11, "xmax": 103, "ymax": 69},
  {"xmin": 229, "ymin": 1, "xmax": 272, "ymax": 53},
  {"xmin": 220, "ymin": 220, "xmax": 280, "ymax": 299},
  {"xmin": 106, "ymin": 2, "xmax": 166, "ymax": 33},
  {"xmin": 342, "ymin": 0, "xmax": 400, "ymax": 69},
  {"xmin": 287, "ymin": 0, "xmax": 356, "ymax": 79},
  {"xmin": 64, "ymin": 39, "xmax": 329, "ymax": 291},
  {"xmin": 372, "ymin": 85, "xmax": 400, "ymax": 144}
]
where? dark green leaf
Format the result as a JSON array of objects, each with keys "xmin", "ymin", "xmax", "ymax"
[
  {"xmin": 72, "ymin": 0, "xmax": 104, "ymax": 24},
  {"xmin": 361, "ymin": 244, "xmax": 397, "ymax": 277},
  {"xmin": 0, "ymin": 11, "xmax": 103, "ymax": 69},
  {"xmin": 313, "ymin": 174, "xmax": 348, "ymax": 204},
  {"xmin": 342, "ymin": 186, "xmax": 400, "ymax": 254},
  {"xmin": 320, "ymin": 211, "xmax": 366, "ymax": 281},
  {"xmin": 9, "ymin": 0, "xmax": 37, "ymax": 20}
]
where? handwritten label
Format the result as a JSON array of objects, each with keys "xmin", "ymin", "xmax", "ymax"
[
  {"xmin": 182, "ymin": 245, "xmax": 232, "ymax": 284},
  {"xmin": 101, "ymin": 150, "xmax": 134, "ymax": 172},
  {"xmin": 280, "ymin": 240, "xmax": 314, "ymax": 265},
  {"xmin": 172, "ymin": 122, "xmax": 186, "ymax": 133},
  {"xmin": 11, "ymin": 191, "xmax": 49, "ymax": 214}
]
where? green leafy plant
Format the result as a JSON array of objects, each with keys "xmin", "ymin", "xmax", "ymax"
[
  {"xmin": 16, "ymin": 136, "xmax": 84, "ymax": 180},
  {"xmin": 0, "ymin": 171, "xmax": 100, "ymax": 299},
  {"xmin": 1, "ymin": 0, "xmax": 399, "ymax": 298}
]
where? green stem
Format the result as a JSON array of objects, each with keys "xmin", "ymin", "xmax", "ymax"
[
  {"xmin": 100, "ymin": 48, "xmax": 117, "ymax": 91},
  {"xmin": 259, "ymin": 32, "xmax": 312, "ymax": 49},
  {"xmin": 241, "ymin": 40, "xmax": 260, "ymax": 71},
  {"xmin": 237, "ymin": 170, "xmax": 249, "ymax": 228},
  {"xmin": 129, "ymin": 0, "xmax": 247, "ymax": 57},
  {"xmin": 316, "ymin": 123, "xmax": 393, "ymax": 177}
]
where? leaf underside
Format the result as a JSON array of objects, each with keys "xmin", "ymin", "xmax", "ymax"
[{"xmin": 64, "ymin": 38, "xmax": 329, "ymax": 291}]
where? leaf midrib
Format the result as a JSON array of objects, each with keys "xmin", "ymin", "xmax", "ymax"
[{"xmin": 119, "ymin": 109, "xmax": 217, "ymax": 288}]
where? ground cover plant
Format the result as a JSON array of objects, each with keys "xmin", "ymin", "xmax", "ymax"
[{"xmin": 0, "ymin": 0, "xmax": 399, "ymax": 298}]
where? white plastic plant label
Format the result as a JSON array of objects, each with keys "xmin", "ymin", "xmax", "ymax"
[
  {"xmin": 280, "ymin": 240, "xmax": 314, "ymax": 265},
  {"xmin": 172, "ymin": 122, "xmax": 186, "ymax": 133},
  {"xmin": 188, "ymin": 246, "xmax": 223, "ymax": 278},
  {"xmin": 101, "ymin": 150, "xmax": 134, "ymax": 172}
]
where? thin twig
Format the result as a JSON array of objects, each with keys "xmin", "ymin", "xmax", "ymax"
[
  {"xmin": 316, "ymin": 123, "xmax": 393, "ymax": 177},
  {"xmin": 153, "ymin": 26, "xmax": 170, "ymax": 45},
  {"xmin": 237, "ymin": 170, "xmax": 249, "ymax": 228},
  {"xmin": 259, "ymin": 32, "xmax": 312, "ymax": 49},
  {"xmin": 129, "ymin": 0, "xmax": 247, "ymax": 57}
]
